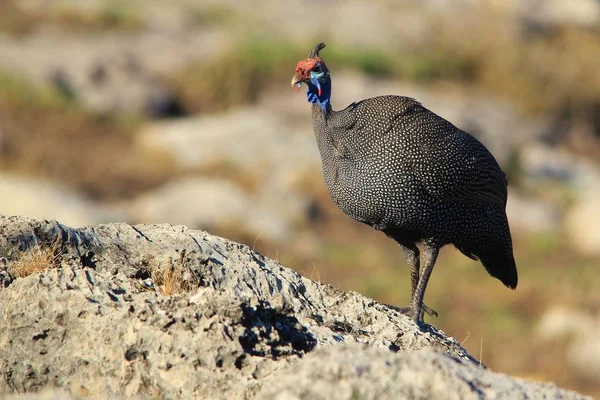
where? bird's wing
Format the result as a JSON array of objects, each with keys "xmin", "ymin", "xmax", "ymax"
[
  {"xmin": 393, "ymin": 104, "xmax": 508, "ymax": 207},
  {"xmin": 338, "ymin": 96, "xmax": 508, "ymax": 207}
]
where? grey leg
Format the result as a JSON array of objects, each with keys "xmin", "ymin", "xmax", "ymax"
[
  {"xmin": 399, "ymin": 243, "xmax": 438, "ymax": 318},
  {"xmin": 409, "ymin": 242, "xmax": 440, "ymax": 323},
  {"xmin": 399, "ymin": 243, "xmax": 420, "ymax": 297}
]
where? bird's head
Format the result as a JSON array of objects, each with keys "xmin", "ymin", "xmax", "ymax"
[
  {"xmin": 291, "ymin": 42, "xmax": 329, "ymax": 94},
  {"xmin": 291, "ymin": 42, "xmax": 331, "ymax": 114}
]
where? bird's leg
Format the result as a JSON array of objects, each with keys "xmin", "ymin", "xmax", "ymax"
[
  {"xmin": 402, "ymin": 243, "xmax": 420, "ymax": 299},
  {"xmin": 396, "ymin": 243, "xmax": 438, "ymax": 318},
  {"xmin": 409, "ymin": 243, "xmax": 440, "ymax": 323}
]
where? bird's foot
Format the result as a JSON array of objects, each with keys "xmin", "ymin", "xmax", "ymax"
[
  {"xmin": 385, "ymin": 303, "xmax": 438, "ymax": 322},
  {"xmin": 422, "ymin": 304, "xmax": 438, "ymax": 318}
]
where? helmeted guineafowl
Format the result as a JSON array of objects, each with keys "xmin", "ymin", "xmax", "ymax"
[{"xmin": 291, "ymin": 42, "xmax": 518, "ymax": 324}]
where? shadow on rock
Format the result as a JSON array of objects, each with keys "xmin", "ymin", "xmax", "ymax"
[{"xmin": 239, "ymin": 301, "xmax": 317, "ymax": 359}]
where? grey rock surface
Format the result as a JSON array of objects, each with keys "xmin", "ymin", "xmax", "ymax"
[
  {"xmin": 0, "ymin": 29, "xmax": 224, "ymax": 116},
  {"xmin": 137, "ymin": 108, "xmax": 319, "ymax": 171},
  {"xmin": 259, "ymin": 344, "xmax": 579, "ymax": 400},
  {"xmin": 0, "ymin": 216, "xmax": 587, "ymax": 399},
  {"xmin": 130, "ymin": 176, "xmax": 305, "ymax": 242},
  {"xmin": 565, "ymin": 189, "xmax": 600, "ymax": 257},
  {"xmin": 520, "ymin": 144, "xmax": 600, "ymax": 191},
  {"xmin": 0, "ymin": 173, "xmax": 124, "ymax": 228},
  {"xmin": 3, "ymin": 389, "xmax": 78, "ymax": 400},
  {"xmin": 135, "ymin": 108, "xmax": 319, "ymax": 241},
  {"xmin": 537, "ymin": 307, "xmax": 600, "ymax": 384},
  {"xmin": 511, "ymin": 0, "xmax": 600, "ymax": 29},
  {"xmin": 505, "ymin": 192, "xmax": 561, "ymax": 234}
]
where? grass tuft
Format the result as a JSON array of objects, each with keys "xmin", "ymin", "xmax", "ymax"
[
  {"xmin": 9, "ymin": 240, "xmax": 63, "ymax": 278},
  {"xmin": 154, "ymin": 264, "xmax": 184, "ymax": 296},
  {"xmin": 152, "ymin": 258, "xmax": 197, "ymax": 296}
]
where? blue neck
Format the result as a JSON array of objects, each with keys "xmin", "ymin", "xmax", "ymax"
[{"xmin": 306, "ymin": 75, "xmax": 331, "ymax": 117}]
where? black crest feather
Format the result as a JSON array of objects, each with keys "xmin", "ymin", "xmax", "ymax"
[{"xmin": 309, "ymin": 42, "xmax": 326, "ymax": 58}]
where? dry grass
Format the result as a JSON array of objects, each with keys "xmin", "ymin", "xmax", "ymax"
[
  {"xmin": 165, "ymin": 41, "xmax": 294, "ymax": 115},
  {"xmin": 420, "ymin": 9, "xmax": 600, "ymax": 159},
  {"xmin": 9, "ymin": 241, "xmax": 63, "ymax": 278},
  {"xmin": 193, "ymin": 160, "xmax": 264, "ymax": 194},
  {"xmin": 152, "ymin": 259, "xmax": 197, "ymax": 296},
  {"xmin": 0, "ymin": 71, "xmax": 178, "ymax": 201},
  {"xmin": 431, "ymin": 10, "xmax": 600, "ymax": 114}
]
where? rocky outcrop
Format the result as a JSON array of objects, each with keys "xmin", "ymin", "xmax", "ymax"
[
  {"xmin": 0, "ymin": 216, "xmax": 587, "ymax": 399},
  {"xmin": 0, "ymin": 173, "xmax": 124, "ymax": 228},
  {"xmin": 135, "ymin": 108, "xmax": 319, "ymax": 242},
  {"xmin": 537, "ymin": 307, "xmax": 600, "ymax": 384},
  {"xmin": 0, "ymin": 29, "xmax": 224, "ymax": 116},
  {"xmin": 565, "ymin": 189, "xmax": 600, "ymax": 257}
]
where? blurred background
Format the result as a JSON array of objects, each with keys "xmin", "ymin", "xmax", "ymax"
[{"xmin": 0, "ymin": 0, "xmax": 599, "ymax": 396}]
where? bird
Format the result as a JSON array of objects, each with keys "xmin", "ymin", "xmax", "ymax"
[{"xmin": 291, "ymin": 42, "xmax": 517, "ymax": 324}]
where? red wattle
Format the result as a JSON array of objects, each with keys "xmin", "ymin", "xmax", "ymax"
[{"xmin": 318, "ymin": 88, "xmax": 322, "ymax": 97}]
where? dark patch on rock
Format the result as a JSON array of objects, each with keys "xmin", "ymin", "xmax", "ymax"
[{"xmin": 239, "ymin": 302, "xmax": 317, "ymax": 358}]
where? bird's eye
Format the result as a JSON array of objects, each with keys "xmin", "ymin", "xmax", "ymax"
[{"xmin": 313, "ymin": 64, "xmax": 322, "ymax": 73}]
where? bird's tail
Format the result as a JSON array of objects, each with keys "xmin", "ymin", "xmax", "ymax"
[
  {"xmin": 478, "ymin": 245, "xmax": 518, "ymax": 289},
  {"xmin": 455, "ymin": 211, "xmax": 518, "ymax": 289}
]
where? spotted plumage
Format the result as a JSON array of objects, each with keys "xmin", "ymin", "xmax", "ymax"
[{"xmin": 292, "ymin": 43, "xmax": 518, "ymax": 324}]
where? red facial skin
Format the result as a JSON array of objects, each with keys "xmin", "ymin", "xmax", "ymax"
[{"xmin": 292, "ymin": 57, "xmax": 323, "ymax": 92}]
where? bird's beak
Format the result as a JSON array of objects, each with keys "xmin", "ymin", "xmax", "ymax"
[
  {"xmin": 291, "ymin": 73, "xmax": 301, "ymax": 87},
  {"xmin": 291, "ymin": 73, "xmax": 304, "ymax": 91}
]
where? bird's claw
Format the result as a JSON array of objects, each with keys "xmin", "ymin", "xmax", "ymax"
[
  {"xmin": 386, "ymin": 303, "xmax": 438, "ymax": 323},
  {"xmin": 422, "ymin": 304, "xmax": 438, "ymax": 317}
]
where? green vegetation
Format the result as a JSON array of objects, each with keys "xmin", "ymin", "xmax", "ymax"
[
  {"xmin": 187, "ymin": 4, "xmax": 234, "ymax": 27},
  {"xmin": 168, "ymin": 40, "xmax": 299, "ymax": 114},
  {"xmin": 167, "ymin": 39, "xmax": 476, "ymax": 114},
  {"xmin": 0, "ymin": 0, "xmax": 142, "ymax": 35},
  {"xmin": 0, "ymin": 70, "xmax": 77, "ymax": 111},
  {"xmin": 96, "ymin": 0, "xmax": 142, "ymax": 30}
]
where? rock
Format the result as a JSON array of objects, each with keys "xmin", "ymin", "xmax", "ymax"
[
  {"xmin": 568, "ymin": 334, "xmax": 600, "ymax": 383},
  {"xmin": 520, "ymin": 144, "xmax": 600, "ymax": 192},
  {"xmin": 518, "ymin": 144, "xmax": 600, "ymax": 255},
  {"xmin": 259, "ymin": 344, "xmax": 576, "ymax": 400},
  {"xmin": 0, "ymin": 30, "xmax": 225, "ymax": 116},
  {"xmin": 506, "ymin": 192, "xmax": 561, "ymax": 233},
  {"xmin": 536, "ymin": 307, "xmax": 596, "ymax": 341},
  {"xmin": 131, "ymin": 177, "xmax": 250, "ymax": 228},
  {"xmin": 0, "ymin": 216, "xmax": 587, "ymax": 399},
  {"xmin": 137, "ymin": 108, "xmax": 319, "ymax": 171},
  {"xmin": 537, "ymin": 307, "xmax": 600, "ymax": 384},
  {"xmin": 135, "ymin": 108, "xmax": 320, "ymax": 241},
  {"xmin": 513, "ymin": 0, "xmax": 600, "ymax": 29},
  {"xmin": 4, "ymin": 389, "xmax": 77, "ymax": 400},
  {"xmin": 565, "ymin": 190, "xmax": 600, "ymax": 257},
  {"xmin": 130, "ymin": 177, "xmax": 298, "ymax": 242},
  {"xmin": 0, "ymin": 173, "xmax": 123, "ymax": 227}
]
